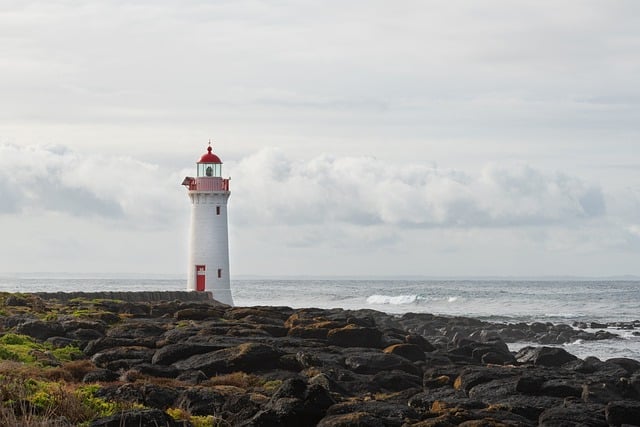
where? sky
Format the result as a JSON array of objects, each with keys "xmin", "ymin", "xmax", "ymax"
[{"xmin": 0, "ymin": 1, "xmax": 639, "ymax": 278}]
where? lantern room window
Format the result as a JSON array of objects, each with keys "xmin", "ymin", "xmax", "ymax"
[{"xmin": 197, "ymin": 163, "xmax": 222, "ymax": 177}]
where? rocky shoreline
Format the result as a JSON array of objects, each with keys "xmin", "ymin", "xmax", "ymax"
[{"xmin": 1, "ymin": 292, "xmax": 640, "ymax": 426}]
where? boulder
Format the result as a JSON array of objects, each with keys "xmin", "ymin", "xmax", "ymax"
[
  {"xmin": 515, "ymin": 346, "xmax": 577, "ymax": 367},
  {"xmin": 539, "ymin": 404, "xmax": 606, "ymax": 427},
  {"xmin": 178, "ymin": 387, "xmax": 227, "ymax": 416},
  {"xmin": 151, "ymin": 342, "xmax": 222, "ymax": 365},
  {"xmin": 246, "ymin": 379, "xmax": 335, "ymax": 427},
  {"xmin": 91, "ymin": 346, "xmax": 154, "ymax": 368},
  {"xmin": 606, "ymin": 357, "xmax": 640, "ymax": 375},
  {"xmin": 344, "ymin": 351, "xmax": 421, "ymax": 376},
  {"xmin": 15, "ymin": 319, "xmax": 64, "ymax": 340},
  {"xmin": 372, "ymin": 370, "xmax": 422, "ymax": 391},
  {"xmin": 404, "ymin": 334, "xmax": 436, "ymax": 352},
  {"xmin": 106, "ymin": 321, "xmax": 166, "ymax": 340},
  {"xmin": 605, "ymin": 400, "xmax": 640, "ymax": 426},
  {"xmin": 383, "ymin": 343, "xmax": 425, "ymax": 362},
  {"xmin": 539, "ymin": 379, "xmax": 582, "ymax": 398},
  {"xmin": 288, "ymin": 326, "xmax": 330, "ymax": 340},
  {"xmin": 453, "ymin": 366, "xmax": 520, "ymax": 393},
  {"xmin": 327, "ymin": 325, "xmax": 382, "ymax": 348},
  {"xmin": 84, "ymin": 337, "xmax": 156, "ymax": 356},
  {"xmin": 172, "ymin": 342, "xmax": 281, "ymax": 375}
]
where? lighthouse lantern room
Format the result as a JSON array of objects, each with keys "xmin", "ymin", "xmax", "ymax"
[{"xmin": 182, "ymin": 144, "xmax": 233, "ymax": 306}]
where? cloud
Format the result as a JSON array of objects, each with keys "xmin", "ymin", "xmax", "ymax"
[
  {"xmin": 230, "ymin": 148, "xmax": 606, "ymax": 229},
  {"xmin": 0, "ymin": 143, "xmax": 184, "ymax": 228}
]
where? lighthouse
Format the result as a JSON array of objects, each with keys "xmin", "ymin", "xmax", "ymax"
[{"xmin": 181, "ymin": 143, "xmax": 233, "ymax": 306}]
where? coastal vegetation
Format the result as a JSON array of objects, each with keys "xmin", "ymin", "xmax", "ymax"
[{"xmin": 1, "ymin": 291, "xmax": 640, "ymax": 425}]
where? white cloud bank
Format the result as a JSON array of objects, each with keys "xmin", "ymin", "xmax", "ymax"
[
  {"xmin": 1, "ymin": 144, "xmax": 606, "ymax": 230},
  {"xmin": 231, "ymin": 148, "xmax": 605, "ymax": 229}
]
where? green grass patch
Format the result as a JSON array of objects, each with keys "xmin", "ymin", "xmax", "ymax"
[{"xmin": 0, "ymin": 333, "xmax": 82, "ymax": 365}]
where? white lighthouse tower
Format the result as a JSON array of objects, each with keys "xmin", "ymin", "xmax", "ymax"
[{"xmin": 182, "ymin": 143, "xmax": 233, "ymax": 306}]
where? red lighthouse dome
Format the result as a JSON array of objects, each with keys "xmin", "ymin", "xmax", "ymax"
[{"xmin": 198, "ymin": 146, "xmax": 222, "ymax": 164}]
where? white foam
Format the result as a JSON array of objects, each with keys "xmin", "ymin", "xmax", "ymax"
[
  {"xmin": 366, "ymin": 294, "xmax": 418, "ymax": 305},
  {"xmin": 447, "ymin": 296, "xmax": 458, "ymax": 303}
]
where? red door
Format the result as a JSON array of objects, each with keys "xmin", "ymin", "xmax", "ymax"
[{"xmin": 196, "ymin": 265, "xmax": 206, "ymax": 291}]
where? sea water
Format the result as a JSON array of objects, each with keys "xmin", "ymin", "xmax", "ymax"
[{"xmin": 1, "ymin": 274, "xmax": 639, "ymax": 361}]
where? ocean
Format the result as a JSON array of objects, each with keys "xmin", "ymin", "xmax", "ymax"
[{"xmin": 1, "ymin": 275, "xmax": 639, "ymax": 362}]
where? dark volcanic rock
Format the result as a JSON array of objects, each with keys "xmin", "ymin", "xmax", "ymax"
[
  {"xmin": 344, "ymin": 351, "xmax": 421, "ymax": 376},
  {"xmin": 151, "ymin": 342, "xmax": 222, "ymax": 365},
  {"xmin": 539, "ymin": 404, "xmax": 606, "ymax": 427},
  {"xmin": 327, "ymin": 325, "xmax": 383, "ymax": 348},
  {"xmin": 83, "ymin": 369, "xmax": 120, "ymax": 383},
  {"xmin": 84, "ymin": 337, "xmax": 156, "ymax": 356},
  {"xmin": 90, "ymin": 408, "xmax": 181, "ymax": 427},
  {"xmin": 91, "ymin": 346, "xmax": 155, "ymax": 368},
  {"xmin": 606, "ymin": 357, "xmax": 640, "ymax": 375},
  {"xmin": 383, "ymin": 343, "xmax": 425, "ymax": 362},
  {"xmin": 605, "ymin": 400, "xmax": 640, "ymax": 426},
  {"xmin": 247, "ymin": 378, "xmax": 335, "ymax": 427},
  {"xmin": 323, "ymin": 400, "xmax": 419, "ymax": 426},
  {"xmin": 15, "ymin": 319, "xmax": 64, "ymax": 340},
  {"xmin": 515, "ymin": 346, "xmax": 578, "ymax": 367},
  {"xmin": 6, "ymin": 293, "xmax": 640, "ymax": 427},
  {"xmin": 372, "ymin": 370, "xmax": 422, "ymax": 391},
  {"xmin": 172, "ymin": 342, "xmax": 281, "ymax": 375}
]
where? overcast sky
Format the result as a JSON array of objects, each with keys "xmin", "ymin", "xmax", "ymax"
[{"xmin": 1, "ymin": 1, "xmax": 639, "ymax": 277}]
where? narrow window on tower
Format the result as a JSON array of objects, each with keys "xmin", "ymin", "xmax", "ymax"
[
  {"xmin": 217, "ymin": 268, "xmax": 222, "ymax": 278},
  {"xmin": 216, "ymin": 206, "xmax": 221, "ymax": 215}
]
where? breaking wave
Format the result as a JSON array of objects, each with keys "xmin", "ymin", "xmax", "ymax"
[{"xmin": 366, "ymin": 294, "xmax": 419, "ymax": 305}]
